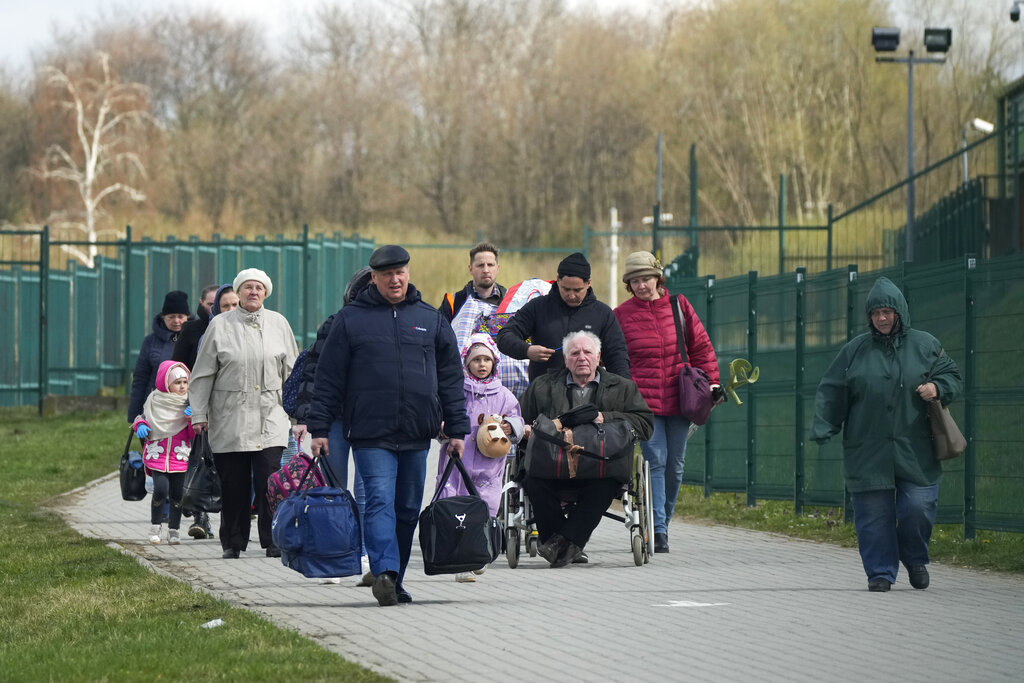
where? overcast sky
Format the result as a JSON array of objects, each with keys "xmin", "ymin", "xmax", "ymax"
[{"xmin": 0, "ymin": 0, "xmax": 654, "ymax": 77}]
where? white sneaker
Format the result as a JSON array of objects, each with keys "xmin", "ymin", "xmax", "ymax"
[
  {"xmin": 148, "ymin": 524, "xmax": 161, "ymax": 544},
  {"xmin": 167, "ymin": 529, "xmax": 180, "ymax": 545},
  {"xmin": 321, "ymin": 577, "xmax": 342, "ymax": 584},
  {"xmin": 472, "ymin": 566, "xmax": 487, "ymax": 576},
  {"xmin": 455, "ymin": 572, "xmax": 476, "ymax": 583}
]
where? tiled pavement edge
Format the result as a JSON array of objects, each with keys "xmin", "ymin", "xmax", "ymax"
[{"xmin": 59, "ymin": 444, "xmax": 1024, "ymax": 682}]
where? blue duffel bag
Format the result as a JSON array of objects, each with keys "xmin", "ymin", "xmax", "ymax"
[{"xmin": 271, "ymin": 460, "xmax": 361, "ymax": 579}]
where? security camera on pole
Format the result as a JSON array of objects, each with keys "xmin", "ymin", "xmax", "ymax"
[{"xmin": 871, "ymin": 26, "xmax": 952, "ymax": 262}]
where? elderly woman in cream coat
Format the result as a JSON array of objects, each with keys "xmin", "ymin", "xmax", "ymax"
[{"xmin": 190, "ymin": 268, "xmax": 298, "ymax": 559}]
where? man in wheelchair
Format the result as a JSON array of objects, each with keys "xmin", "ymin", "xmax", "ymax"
[{"xmin": 519, "ymin": 331, "xmax": 653, "ymax": 567}]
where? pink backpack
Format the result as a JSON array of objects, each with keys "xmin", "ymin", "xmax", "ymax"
[{"xmin": 267, "ymin": 451, "xmax": 327, "ymax": 514}]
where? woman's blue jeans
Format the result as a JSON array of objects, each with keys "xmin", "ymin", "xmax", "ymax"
[
  {"xmin": 323, "ymin": 421, "xmax": 367, "ymax": 554},
  {"xmin": 639, "ymin": 414, "xmax": 691, "ymax": 534},
  {"xmin": 351, "ymin": 447, "xmax": 427, "ymax": 584},
  {"xmin": 851, "ymin": 480, "xmax": 938, "ymax": 583}
]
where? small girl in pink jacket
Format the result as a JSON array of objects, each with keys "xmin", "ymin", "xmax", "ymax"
[{"xmin": 132, "ymin": 360, "xmax": 195, "ymax": 545}]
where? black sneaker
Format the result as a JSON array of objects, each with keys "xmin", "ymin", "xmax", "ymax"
[
  {"xmin": 907, "ymin": 565, "xmax": 930, "ymax": 590},
  {"xmin": 654, "ymin": 532, "xmax": 670, "ymax": 553},
  {"xmin": 372, "ymin": 571, "xmax": 399, "ymax": 607},
  {"xmin": 868, "ymin": 578, "xmax": 892, "ymax": 592}
]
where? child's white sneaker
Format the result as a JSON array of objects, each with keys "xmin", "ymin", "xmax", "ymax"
[
  {"xmin": 148, "ymin": 524, "xmax": 162, "ymax": 544},
  {"xmin": 455, "ymin": 572, "xmax": 476, "ymax": 583},
  {"xmin": 167, "ymin": 529, "xmax": 180, "ymax": 545}
]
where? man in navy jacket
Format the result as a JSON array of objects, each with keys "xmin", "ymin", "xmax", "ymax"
[{"xmin": 308, "ymin": 245, "xmax": 468, "ymax": 607}]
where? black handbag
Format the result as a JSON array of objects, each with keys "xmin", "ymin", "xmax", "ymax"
[
  {"xmin": 180, "ymin": 431, "xmax": 223, "ymax": 513},
  {"xmin": 671, "ymin": 295, "xmax": 713, "ymax": 425},
  {"xmin": 119, "ymin": 429, "xmax": 147, "ymax": 501},
  {"xmin": 525, "ymin": 412, "xmax": 637, "ymax": 483},
  {"xmin": 418, "ymin": 453, "xmax": 502, "ymax": 575}
]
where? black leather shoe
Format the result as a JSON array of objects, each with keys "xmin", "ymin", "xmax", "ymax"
[
  {"xmin": 867, "ymin": 578, "xmax": 891, "ymax": 592},
  {"xmin": 396, "ymin": 584, "xmax": 413, "ymax": 604},
  {"xmin": 222, "ymin": 548, "xmax": 240, "ymax": 559},
  {"xmin": 551, "ymin": 541, "xmax": 583, "ymax": 568},
  {"xmin": 372, "ymin": 571, "xmax": 399, "ymax": 607},
  {"xmin": 654, "ymin": 532, "xmax": 670, "ymax": 553},
  {"xmin": 266, "ymin": 545, "xmax": 281, "ymax": 558},
  {"xmin": 907, "ymin": 565, "xmax": 930, "ymax": 590},
  {"xmin": 537, "ymin": 534, "xmax": 568, "ymax": 566}
]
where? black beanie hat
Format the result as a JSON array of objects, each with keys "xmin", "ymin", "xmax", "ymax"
[
  {"xmin": 557, "ymin": 252, "xmax": 591, "ymax": 280},
  {"xmin": 160, "ymin": 290, "xmax": 190, "ymax": 316}
]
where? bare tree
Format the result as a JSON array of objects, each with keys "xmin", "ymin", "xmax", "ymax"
[{"xmin": 32, "ymin": 51, "xmax": 150, "ymax": 266}]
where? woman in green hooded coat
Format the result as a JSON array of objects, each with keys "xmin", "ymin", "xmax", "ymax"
[{"xmin": 812, "ymin": 277, "xmax": 962, "ymax": 592}]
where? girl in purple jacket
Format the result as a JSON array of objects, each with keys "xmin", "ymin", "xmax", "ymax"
[
  {"xmin": 132, "ymin": 360, "xmax": 195, "ymax": 545},
  {"xmin": 435, "ymin": 333, "xmax": 524, "ymax": 583}
]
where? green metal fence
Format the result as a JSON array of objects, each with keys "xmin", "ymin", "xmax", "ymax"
[
  {"xmin": 0, "ymin": 225, "xmax": 375, "ymax": 409},
  {"xmin": 666, "ymin": 253, "xmax": 1024, "ymax": 538}
]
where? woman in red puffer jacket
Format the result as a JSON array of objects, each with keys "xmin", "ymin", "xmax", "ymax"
[{"xmin": 613, "ymin": 251, "xmax": 721, "ymax": 554}]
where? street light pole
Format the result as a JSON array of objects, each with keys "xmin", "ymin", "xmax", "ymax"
[
  {"xmin": 873, "ymin": 26, "xmax": 950, "ymax": 263},
  {"xmin": 907, "ymin": 50, "xmax": 915, "ymax": 261},
  {"xmin": 875, "ymin": 50, "xmax": 946, "ymax": 262}
]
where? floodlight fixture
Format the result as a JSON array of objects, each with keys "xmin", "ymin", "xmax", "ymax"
[
  {"xmin": 872, "ymin": 27, "xmax": 900, "ymax": 52},
  {"xmin": 923, "ymin": 28, "xmax": 952, "ymax": 53},
  {"xmin": 970, "ymin": 118, "xmax": 995, "ymax": 134}
]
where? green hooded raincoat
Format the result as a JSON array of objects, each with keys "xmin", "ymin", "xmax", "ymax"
[{"xmin": 811, "ymin": 277, "xmax": 963, "ymax": 492}]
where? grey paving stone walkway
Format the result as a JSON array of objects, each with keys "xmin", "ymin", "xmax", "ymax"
[{"xmin": 60, "ymin": 444, "xmax": 1024, "ymax": 682}]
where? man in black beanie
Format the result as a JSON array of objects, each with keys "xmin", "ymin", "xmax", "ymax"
[{"xmin": 497, "ymin": 252, "xmax": 630, "ymax": 381}]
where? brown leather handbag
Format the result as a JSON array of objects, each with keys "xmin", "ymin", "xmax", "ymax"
[{"xmin": 928, "ymin": 400, "xmax": 966, "ymax": 461}]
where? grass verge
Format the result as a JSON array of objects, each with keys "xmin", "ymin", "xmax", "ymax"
[
  {"xmin": 0, "ymin": 408, "xmax": 390, "ymax": 682},
  {"xmin": 675, "ymin": 485, "xmax": 1024, "ymax": 573}
]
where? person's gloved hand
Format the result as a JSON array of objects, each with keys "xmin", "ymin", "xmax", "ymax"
[
  {"xmin": 711, "ymin": 385, "xmax": 726, "ymax": 405},
  {"xmin": 135, "ymin": 424, "xmax": 150, "ymax": 439},
  {"xmin": 184, "ymin": 406, "xmax": 192, "ymax": 417}
]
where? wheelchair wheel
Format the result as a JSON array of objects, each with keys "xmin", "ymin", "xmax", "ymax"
[
  {"xmin": 632, "ymin": 453, "xmax": 653, "ymax": 564},
  {"xmin": 526, "ymin": 530, "xmax": 539, "ymax": 557},
  {"xmin": 506, "ymin": 527, "xmax": 520, "ymax": 569},
  {"xmin": 643, "ymin": 459, "xmax": 654, "ymax": 562},
  {"xmin": 631, "ymin": 533, "xmax": 644, "ymax": 566}
]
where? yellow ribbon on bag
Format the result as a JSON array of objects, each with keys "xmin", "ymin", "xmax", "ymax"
[{"xmin": 725, "ymin": 358, "xmax": 760, "ymax": 406}]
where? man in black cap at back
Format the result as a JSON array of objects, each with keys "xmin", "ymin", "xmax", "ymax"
[
  {"xmin": 306, "ymin": 244, "xmax": 469, "ymax": 607},
  {"xmin": 497, "ymin": 252, "xmax": 630, "ymax": 381}
]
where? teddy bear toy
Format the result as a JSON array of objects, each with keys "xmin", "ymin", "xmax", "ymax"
[{"xmin": 476, "ymin": 413, "xmax": 511, "ymax": 459}]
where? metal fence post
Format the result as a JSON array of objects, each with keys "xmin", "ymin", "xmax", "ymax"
[
  {"xmin": 123, "ymin": 225, "xmax": 133, "ymax": 393},
  {"xmin": 843, "ymin": 264, "xmax": 858, "ymax": 523},
  {"xmin": 746, "ymin": 270, "xmax": 758, "ymax": 507},
  {"xmin": 38, "ymin": 225, "xmax": 49, "ymax": 416},
  {"xmin": 964, "ymin": 254, "xmax": 978, "ymax": 539},
  {"xmin": 827, "ymin": 204, "xmax": 834, "ymax": 271},
  {"xmin": 794, "ymin": 267, "xmax": 806, "ymax": 514},
  {"xmin": 703, "ymin": 274, "xmax": 716, "ymax": 499},
  {"xmin": 301, "ymin": 223, "xmax": 310, "ymax": 344}
]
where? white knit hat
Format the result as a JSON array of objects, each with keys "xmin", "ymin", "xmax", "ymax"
[{"xmin": 233, "ymin": 268, "xmax": 273, "ymax": 298}]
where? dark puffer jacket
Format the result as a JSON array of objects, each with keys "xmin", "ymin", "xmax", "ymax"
[
  {"xmin": 306, "ymin": 283, "xmax": 470, "ymax": 451},
  {"xmin": 496, "ymin": 285, "xmax": 630, "ymax": 381},
  {"xmin": 812, "ymin": 277, "xmax": 963, "ymax": 492},
  {"xmin": 127, "ymin": 315, "xmax": 180, "ymax": 422}
]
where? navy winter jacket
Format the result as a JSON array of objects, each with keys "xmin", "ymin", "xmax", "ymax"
[
  {"xmin": 127, "ymin": 315, "xmax": 180, "ymax": 422},
  {"xmin": 306, "ymin": 283, "xmax": 470, "ymax": 450}
]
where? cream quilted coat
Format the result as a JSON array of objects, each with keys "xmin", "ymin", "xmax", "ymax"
[{"xmin": 189, "ymin": 306, "xmax": 298, "ymax": 453}]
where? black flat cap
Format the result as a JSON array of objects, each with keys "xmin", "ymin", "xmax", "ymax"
[{"xmin": 369, "ymin": 244, "xmax": 410, "ymax": 270}]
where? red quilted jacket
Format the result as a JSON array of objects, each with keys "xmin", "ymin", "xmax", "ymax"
[{"xmin": 613, "ymin": 289, "xmax": 720, "ymax": 416}]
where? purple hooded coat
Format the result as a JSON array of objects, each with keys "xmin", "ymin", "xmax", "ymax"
[{"xmin": 435, "ymin": 334, "xmax": 524, "ymax": 516}]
